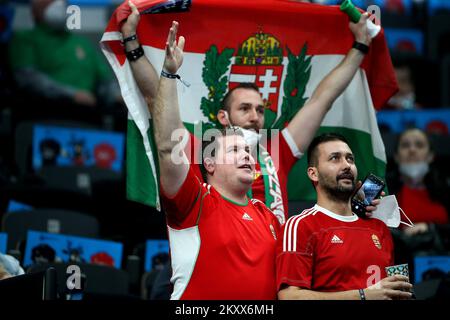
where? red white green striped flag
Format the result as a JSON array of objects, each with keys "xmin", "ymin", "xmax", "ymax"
[{"xmin": 101, "ymin": 0, "xmax": 398, "ymax": 209}]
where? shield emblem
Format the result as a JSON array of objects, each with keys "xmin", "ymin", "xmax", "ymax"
[{"xmin": 229, "ymin": 65, "xmax": 284, "ymax": 112}]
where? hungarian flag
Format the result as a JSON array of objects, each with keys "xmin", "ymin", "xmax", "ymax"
[{"xmin": 101, "ymin": 0, "xmax": 398, "ymax": 210}]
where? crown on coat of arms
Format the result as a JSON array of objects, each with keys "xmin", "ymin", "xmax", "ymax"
[{"xmin": 235, "ymin": 31, "xmax": 283, "ymax": 66}]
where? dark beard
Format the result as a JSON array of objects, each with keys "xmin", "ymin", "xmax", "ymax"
[{"xmin": 319, "ymin": 172, "xmax": 356, "ymax": 203}]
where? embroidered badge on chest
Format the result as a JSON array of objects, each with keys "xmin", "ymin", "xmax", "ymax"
[{"xmin": 371, "ymin": 234, "xmax": 382, "ymax": 249}]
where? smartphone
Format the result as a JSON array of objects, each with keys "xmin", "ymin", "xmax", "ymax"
[{"xmin": 351, "ymin": 173, "xmax": 385, "ymax": 218}]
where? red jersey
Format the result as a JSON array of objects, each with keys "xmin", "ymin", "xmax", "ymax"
[
  {"xmin": 397, "ymin": 185, "xmax": 449, "ymax": 225},
  {"xmin": 276, "ymin": 205, "xmax": 394, "ymax": 292},
  {"xmin": 161, "ymin": 166, "xmax": 281, "ymax": 300},
  {"xmin": 187, "ymin": 128, "xmax": 302, "ymax": 224}
]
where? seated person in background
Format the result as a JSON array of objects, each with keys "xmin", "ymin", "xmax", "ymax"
[
  {"xmin": 387, "ymin": 128, "xmax": 449, "ymax": 237},
  {"xmin": 8, "ymin": 0, "xmax": 119, "ymax": 109},
  {"xmin": 277, "ymin": 133, "xmax": 412, "ymax": 300}
]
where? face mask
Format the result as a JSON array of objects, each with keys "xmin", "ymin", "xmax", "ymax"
[
  {"xmin": 388, "ymin": 92, "xmax": 416, "ymax": 110},
  {"xmin": 240, "ymin": 128, "xmax": 261, "ymax": 150},
  {"xmin": 43, "ymin": 0, "xmax": 67, "ymax": 30},
  {"xmin": 399, "ymin": 162, "xmax": 429, "ymax": 183},
  {"xmin": 223, "ymin": 111, "xmax": 261, "ymax": 149},
  {"xmin": 371, "ymin": 195, "xmax": 414, "ymax": 228}
]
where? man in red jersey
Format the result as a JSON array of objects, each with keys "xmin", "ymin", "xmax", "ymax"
[
  {"xmin": 147, "ymin": 21, "xmax": 279, "ymax": 300},
  {"xmin": 120, "ymin": 1, "xmax": 376, "ymax": 224},
  {"xmin": 276, "ymin": 133, "xmax": 413, "ymax": 300}
]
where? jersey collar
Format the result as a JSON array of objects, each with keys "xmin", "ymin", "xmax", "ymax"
[{"xmin": 314, "ymin": 204, "xmax": 359, "ymax": 222}]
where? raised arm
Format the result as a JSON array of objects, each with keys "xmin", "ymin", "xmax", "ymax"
[
  {"xmin": 286, "ymin": 13, "xmax": 371, "ymax": 153},
  {"xmin": 121, "ymin": 1, "xmax": 159, "ymax": 104},
  {"xmin": 152, "ymin": 22, "xmax": 189, "ymax": 197}
]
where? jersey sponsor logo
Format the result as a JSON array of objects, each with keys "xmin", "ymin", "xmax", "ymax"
[
  {"xmin": 372, "ymin": 234, "xmax": 382, "ymax": 249},
  {"xmin": 242, "ymin": 212, "xmax": 253, "ymax": 221},
  {"xmin": 331, "ymin": 234, "xmax": 343, "ymax": 244}
]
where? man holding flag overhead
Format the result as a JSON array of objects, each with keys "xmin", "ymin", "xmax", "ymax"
[
  {"xmin": 102, "ymin": 0, "xmax": 394, "ymax": 224},
  {"xmin": 145, "ymin": 20, "xmax": 281, "ymax": 299}
]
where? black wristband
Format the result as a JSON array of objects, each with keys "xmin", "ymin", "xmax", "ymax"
[
  {"xmin": 353, "ymin": 41, "xmax": 369, "ymax": 54},
  {"xmin": 359, "ymin": 289, "xmax": 366, "ymax": 300},
  {"xmin": 126, "ymin": 46, "xmax": 144, "ymax": 62},
  {"xmin": 122, "ymin": 34, "xmax": 137, "ymax": 44},
  {"xmin": 161, "ymin": 69, "xmax": 179, "ymax": 80},
  {"xmin": 161, "ymin": 70, "xmax": 191, "ymax": 87}
]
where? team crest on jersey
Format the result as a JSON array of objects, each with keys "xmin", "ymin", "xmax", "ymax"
[
  {"xmin": 200, "ymin": 30, "xmax": 311, "ymax": 130},
  {"xmin": 269, "ymin": 224, "xmax": 277, "ymax": 240},
  {"xmin": 372, "ymin": 234, "xmax": 382, "ymax": 249}
]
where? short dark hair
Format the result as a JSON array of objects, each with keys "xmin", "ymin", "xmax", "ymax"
[
  {"xmin": 199, "ymin": 127, "xmax": 244, "ymax": 182},
  {"xmin": 221, "ymin": 83, "xmax": 260, "ymax": 113},
  {"xmin": 307, "ymin": 133, "xmax": 350, "ymax": 167}
]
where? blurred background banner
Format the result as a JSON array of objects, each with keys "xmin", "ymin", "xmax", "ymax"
[
  {"xmin": 0, "ymin": 233, "xmax": 7, "ymax": 254},
  {"xmin": 23, "ymin": 230, "xmax": 124, "ymax": 268},
  {"xmin": 144, "ymin": 239, "xmax": 168, "ymax": 273},
  {"xmin": 32, "ymin": 124, "xmax": 125, "ymax": 172}
]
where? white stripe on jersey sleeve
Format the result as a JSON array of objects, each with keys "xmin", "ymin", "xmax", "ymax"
[
  {"xmin": 283, "ymin": 207, "xmax": 316, "ymax": 252},
  {"xmin": 292, "ymin": 209, "xmax": 317, "ymax": 252},
  {"xmin": 284, "ymin": 208, "xmax": 311, "ymax": 252}
]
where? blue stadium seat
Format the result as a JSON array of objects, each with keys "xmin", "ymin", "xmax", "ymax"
[
  {"xmin": 1, "ymin": 208, "xmax": 99, "ymax": 251},
  {"xmin": 27, "ymin": 262, "xmax": 132, "ymax": 299}
]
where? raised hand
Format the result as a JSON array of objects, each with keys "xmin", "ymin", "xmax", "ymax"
[
  {"xmin": 163, "ymin": 21, "xmax": 185, "ymax": 74},
  {"xmin": 121, "ymin": 1, "xmax": 140, "ymax": 37},
  {"xmin": 349, "ymin": 12, "xmax": 371, "ymax": 46}
]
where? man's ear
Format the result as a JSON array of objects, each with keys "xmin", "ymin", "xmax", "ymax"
[
  {"xmin": 307, "ymin": 166, "xmax": 319, "ymax": 184},
  {"xmin": 217, "ymin": 109, "xmax": 229, "ymax": 127},
  {"xmin": 204, "ymin": 157, "xmax": 215, "ymax": 175}
]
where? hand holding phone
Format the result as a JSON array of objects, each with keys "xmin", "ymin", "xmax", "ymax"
[{"xmin": 351, "ymin": 174, "xmax": 385, "ymax": 217}]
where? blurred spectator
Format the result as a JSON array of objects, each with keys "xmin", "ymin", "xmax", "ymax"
[
  {"xmin": 386, "ymin": 63, "xmax": 420, "ymax": 110},
  {"xmin": 8, "ymin": 0, "xmax": 119, "ymax": 109},
  {"xmin": 385, "ymin": 0, "xmax": 407, "ymax": 14},
  {"xmin": 387, "ymin": 128, "xmax": 449, "ymax": 236},
  {"xmin": 0, "ymin": 252, "xmax": 25, "ymax": 278}
]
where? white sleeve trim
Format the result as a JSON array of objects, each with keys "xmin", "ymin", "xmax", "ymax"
[{"xmin": 281, "ymin": 128, "xmax": 303, "ymax": 159}]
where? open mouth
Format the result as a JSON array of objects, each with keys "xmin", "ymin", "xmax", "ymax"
[{"xmin": 238, "ymin": 164, "xmax": 253, "ymax": 171}]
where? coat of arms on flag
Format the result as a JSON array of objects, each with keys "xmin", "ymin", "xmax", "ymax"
[{"xmin": 200, "ymin": 30, "xmax": 311, "ymax": 130}]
